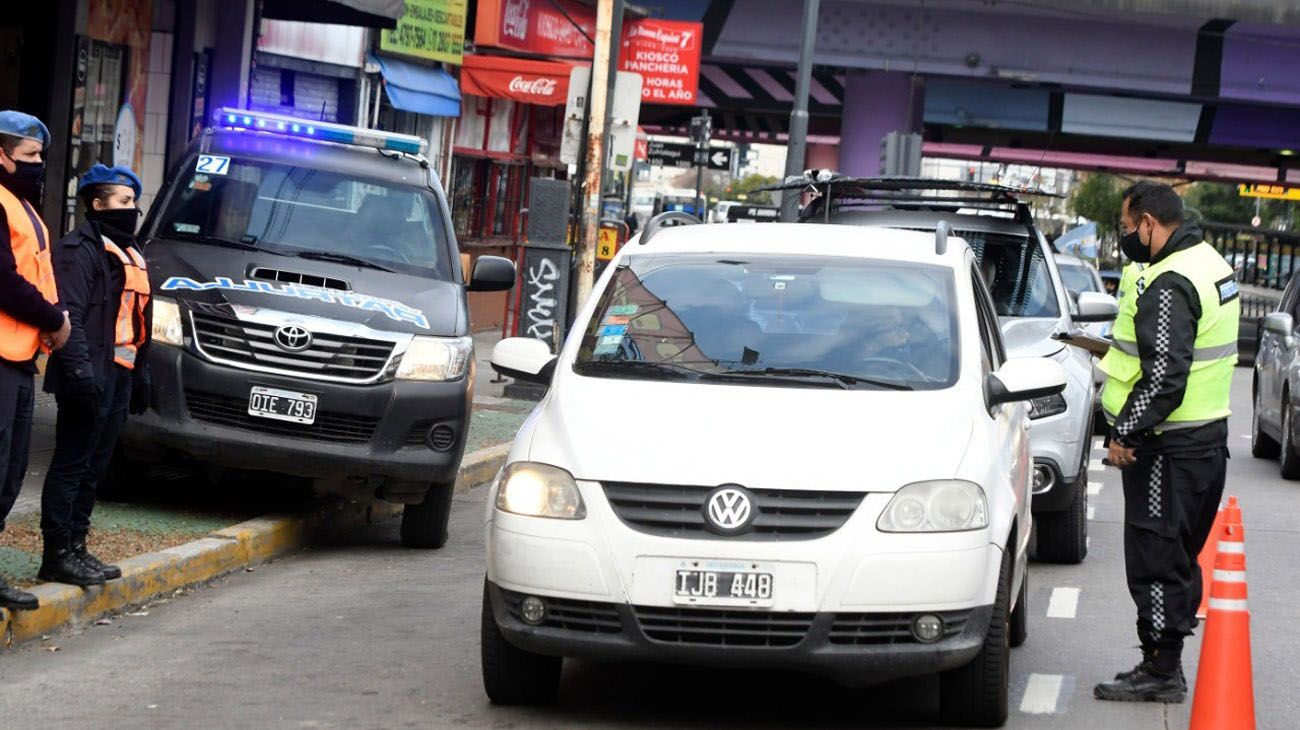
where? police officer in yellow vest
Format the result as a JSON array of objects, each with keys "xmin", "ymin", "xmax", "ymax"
[
  {"xmin": 1093, "ymin": 181, "xmax": 1239, "ymax": 703},
  {"xmin": 0, "ymin": 111, "xmax": 71, "ymax": 611},
  {"xmin": 39, "ymin": 164, "xmax": 151, "ymax": 587}
]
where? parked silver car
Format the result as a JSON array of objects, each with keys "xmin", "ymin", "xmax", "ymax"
[{"xmin": 1252, "ymin": 276, "xmax": 1300, "ymax": 475}]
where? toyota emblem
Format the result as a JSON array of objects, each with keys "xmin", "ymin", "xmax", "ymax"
[
  {"xmin": 273, "ymin": 325, "xmax": 313, "ymax": 352},
  {"xmin": 705, "ymin": 486, "xmax": 754, "ymax": 532}
]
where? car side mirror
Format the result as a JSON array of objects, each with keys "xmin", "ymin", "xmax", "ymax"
[
  {"xmin": 469, "ymin": 255, "xmax": 516, "ymax": 292},
  {"xmin": 1264, "ymin": 312, "xmax": 1295, "ymax": 346},
  {"xmin": 987, "ymin": 358, "xmax": 1067, "ymax": 408},
  {"xmin": 491, "ymin": 337, "xmax": 556, "ymax": 385},
  {"xmin": 1074, "ymin": 291, "xmax": 1118, "ymax": 323}
]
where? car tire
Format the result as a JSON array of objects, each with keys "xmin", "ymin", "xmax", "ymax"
[
  {"xmin": 399, "ymin": 481, "xmax": 454, "ymax": 549},
  {"xmin": 1009, "ymin": 569, "xmax": 1028, "ymax": 649},
  {"xmin": 940, "ymin": 547, "xmax": 1010, "ymax": 728},
  {"xmin": 481, "ymin": 582, "xmax": 561, "ymax": 705},
  {"xmin": 1034, "ymin": 475, "xmax": 1088, "ymax": 565},
  {"xmin": 1253, "ymin": 384, "xmax": 1281, "ymax": 458},
  {"xmin": 1280, "ymin": 396, "xmax": 1300, "ymax": 480}
]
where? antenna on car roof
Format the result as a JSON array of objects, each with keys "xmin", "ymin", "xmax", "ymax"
[
  {"xmin": 640, "ymin": 211, "xmax": 701, "ymax": 246},
  {"xmin": 935, "ymin": 220, "xmax": 949, "ymax": 255}
]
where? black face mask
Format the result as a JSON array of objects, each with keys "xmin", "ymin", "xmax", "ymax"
[
  {"xmin": 0, "ymin": 160, "xmax": 45, "ymax": 205},
  {"xmin": 1120, "ymin": 223, "xmax": 1151, "ymax": 263},
  {"xmin": 88, "ymin": 207, "xmax": 142, "ymax": 244}
]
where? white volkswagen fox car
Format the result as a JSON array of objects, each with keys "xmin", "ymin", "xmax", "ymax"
[{"xmin": 482, "ymin": 221, "xmax": 1065, "ymax": 727}]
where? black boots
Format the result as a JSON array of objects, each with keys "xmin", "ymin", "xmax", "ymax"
[
  {"xmin": 0, "ymin": 577, "xmax": 38, "ymax": 610},
  {"xmin": 38, "ymin": 547, "xmax": 106, "ymax": 587},
  {"xmin": 1095, "ymin": 649, "xmax": 1187, "ymax": 703},
  {"xmin": 72, "ymin": 542, "xmax": 121, "ymax": 581}
]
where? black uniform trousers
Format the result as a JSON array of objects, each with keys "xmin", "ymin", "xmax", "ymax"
[
  {"xmin": 1120, "ymin": 446, "xmax": 1226, "ymax": 652},
  {"xmin": 40, "ymin": 365, "xmax": 131, "ymax": 548},
  {"xmin": 0, "ymin": 360, "xmax": 35, "ymax": 530}
]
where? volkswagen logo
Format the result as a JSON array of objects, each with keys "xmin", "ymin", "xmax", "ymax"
[
  {"xmin": 705, "ymin": 485, "xmax": 754, "ymax": 532},
  {"xmin": 273, "ymin": 325, "xmax": 313, "ymax": 352}
]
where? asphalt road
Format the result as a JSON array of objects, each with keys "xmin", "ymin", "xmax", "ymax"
[{"xmin": 1, "ymin": 369, "xmax": 1295, "ymax": 730}]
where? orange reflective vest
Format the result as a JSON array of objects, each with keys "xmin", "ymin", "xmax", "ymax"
[
  {"xmin": 102, "ymin": 238, "xmax": 150, "ymax": 370},
  {"xmin": 0, "ymin": 185, "xmax": 56, "ymax": 361}
]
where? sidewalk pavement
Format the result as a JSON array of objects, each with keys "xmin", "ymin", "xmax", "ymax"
[{"xmin": 0, "ymin": 330, "xmax": 531, "ymax": 586}]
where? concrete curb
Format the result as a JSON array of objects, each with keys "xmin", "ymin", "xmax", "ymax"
[{"xmin": 0, "ymin": 442, "xmax": 510, "ymax": 647}]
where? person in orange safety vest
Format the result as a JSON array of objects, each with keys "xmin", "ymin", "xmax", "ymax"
[
  {"xmin": 39, "ymin": 164, "xmax": 150, "ymax": 588},
  {"xmin": 0, "ymin": 111, "xmax": 70, "ymax": 612}
]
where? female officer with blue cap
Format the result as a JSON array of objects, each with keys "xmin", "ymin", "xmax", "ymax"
[{"xmin": 39, "ymin": 163, "xmax": 152, "ymax": 587}]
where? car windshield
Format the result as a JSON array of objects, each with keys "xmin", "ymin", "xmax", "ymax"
[
  {"xmin": 1057, "ymin": 261, "xmax": 1100, "ymax": 293},
  {"xmin": 154, "ymin": 157, "xmax": 451, "ymax": 279},
  {"xmin": 574, "ymin": 253, "xmax": 959, "ymax": 390},
  {"xmin": 965, "ymin": 230, "xmax": 1060, "ymax": 318}
]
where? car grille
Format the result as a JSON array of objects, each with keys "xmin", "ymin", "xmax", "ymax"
[
  {"xmin": 828, "ymin": 610, "xmax": 972, "ymax": 645},
  {"xmin": 601, "ymin": 482, "xmax": 865, "ymax": 540},
  {"xmin": 184, "ymin": 390, "xmax": 379, "ymax": 444},
  {"xmin": 634, "ymin": 606, "xmax": 814, "ymax": 647},
  {"xmin": 500, "ymin": 590, "xmax": 623, "ymax": 634},
  {"xmin": 190, "ymin": 310, "xmax": 396, "ymax": 383}
]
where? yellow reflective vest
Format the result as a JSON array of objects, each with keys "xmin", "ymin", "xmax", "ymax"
[{"xmin": 1099, "ymin": 242, "xmax": 1239, "ymax": 432}]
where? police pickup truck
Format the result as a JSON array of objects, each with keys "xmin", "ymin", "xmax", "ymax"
[{"xmin": 118, "ymin": 109, "xmax": 515, "ymax": 548}]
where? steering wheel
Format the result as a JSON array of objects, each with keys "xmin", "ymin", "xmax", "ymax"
[
  {"xmin": 857, "ymin": 357, "xmax": 928, "ymax": 380},
  {"xmin": 364, "ymin": 244, "xmax": 412, "ymax": 265}
]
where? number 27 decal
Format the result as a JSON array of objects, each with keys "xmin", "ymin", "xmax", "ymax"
[{"xmin": 195, "ymin": 154, "xmax": 230, "ymax": 175}]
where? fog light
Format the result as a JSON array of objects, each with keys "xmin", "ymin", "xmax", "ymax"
[
  {"xmin": 1032, "ymin": 465, "xmax": 1055, "ymax": 494},
  {"xmin": 520, "ymin": 596, "xmax": 546, "ymax": 625},
  {"xmin": 912, "ymin": 614, "xmax": 944, "ymax": 643}
]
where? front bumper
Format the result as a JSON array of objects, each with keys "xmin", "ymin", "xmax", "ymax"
[
  {"xmin": 484, "ymin": 481, "xmax": 1005, "ymax": 686},
  {"xmin": 489, "ymin": 582, "xmax": 992, "ymax": 687},
  {"xmin": 118, "ymin": 343, "xmax": 471, "ymax": 485}
]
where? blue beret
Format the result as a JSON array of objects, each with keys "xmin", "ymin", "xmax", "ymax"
[
  {"xmin": 0, "ymin": 111, "xmax": 50, "ymax": 149},
  {"xmin": 78, "ymin": 164, "xmax": 143, "ymax": 199}
]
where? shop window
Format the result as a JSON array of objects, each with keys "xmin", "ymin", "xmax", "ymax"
[{"xmin": 451, "ymin": 156, "xmax": 526, "ymax": 241}]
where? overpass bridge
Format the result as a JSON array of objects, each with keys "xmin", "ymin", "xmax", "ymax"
[{"xmin": 644, "ymin": 0, "xmax": 1300, "ymax": 184}]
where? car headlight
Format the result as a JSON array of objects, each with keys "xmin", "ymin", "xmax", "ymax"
[
  {"xmin": 396, "ymin": 335, "xmax": 473, "ymax": 381},
  {"xmin": 495, "ymin": 462, "xmax": 586, "ymax": 519},
  {"xmin": 878, "ymin": 480, "xmax": 988, "ymax": 532},
  {"xmin": 1027, "ymin": 393, "xmax": 1067, "ymax": 420},
  {"xmin": 151, "ymin": 297, "xmax": 183, "ymax": 346}
]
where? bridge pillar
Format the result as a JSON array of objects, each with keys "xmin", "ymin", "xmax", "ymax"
[{"xmin": 839, "ymin": 71, "xmax": 921, "ymax": 177}]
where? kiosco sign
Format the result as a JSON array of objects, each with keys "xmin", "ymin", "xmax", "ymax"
[
  {"xmin": 475, "ymin": 0, "xmax": 701, "ymax": 106},
  {"xmin": 619, "ymin": 20, "xmax": 701, "ymax": 105}
]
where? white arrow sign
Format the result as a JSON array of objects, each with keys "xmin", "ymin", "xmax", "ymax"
[{"xmin": 710, "ymin": 150, "xmax": 728, "ymax": 167}]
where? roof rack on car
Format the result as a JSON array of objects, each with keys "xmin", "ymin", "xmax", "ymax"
[
  {"xmin": 640, "ymin": 211, "xmax": 701, "ymax": 246},
  {"xmin": 757, "ymin": 173, "xmax": 1062, "ymax": 224}
]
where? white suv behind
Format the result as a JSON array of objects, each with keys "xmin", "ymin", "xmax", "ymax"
[{"xmin": 481, "ymin": 221, "xmax": 1065, "ymax": 727}]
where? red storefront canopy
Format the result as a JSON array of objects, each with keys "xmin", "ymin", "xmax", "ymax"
[{"xmin": 460, "ymin": 54, "xmax": 573, "ymax": 107}]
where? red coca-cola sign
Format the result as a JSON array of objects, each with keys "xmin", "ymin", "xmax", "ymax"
[{"xmin": 461, "ymin": 54, "xmax": 572, "ymax": 106}]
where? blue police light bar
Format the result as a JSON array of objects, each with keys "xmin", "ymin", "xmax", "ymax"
[{"xmin": 213, "ymin": 107, "xmax": 427, "ymax": 155}]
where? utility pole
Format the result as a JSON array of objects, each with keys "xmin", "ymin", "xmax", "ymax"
[
  {"xmin": 599, "ymin": 0, "xmax": 626, "ymax": 196},
  {"xmin": 779, "ymin": 0, "xmax": 820, "ymax": 222},
  {"xmin": 575, "ymin": 0, "xmax": 615, "ymax": 310},
  {"xmin": 691, "ymin": 112, "xmax": 711, "ymax": 218}
]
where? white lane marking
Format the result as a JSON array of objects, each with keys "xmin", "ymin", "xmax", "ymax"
[
  {"xmin": 1241, "ymin": 434, "xmax": 1252, "ymax": 439},
  {"xmin": 1087, "ymin": 506, "xmax": 1096, "ymax": 520},
  {"xmin": 1089, "ymin": 466, "xmax": 1106, "ymax": 476},
  {"xmin": 1020, "ymin": 673, "xmax": 1065, "ymax": 714},
  {"xmin": 1087, "ymin": 481, "xmax": 1103, "ymax": 495},
  {"xmin": 1086, "ymin": 537, "xmax": 1091, "ymax": 549},
  {"xmin": 1046, "ymin": 587, "xmax": 1081, "ymax": 619}
]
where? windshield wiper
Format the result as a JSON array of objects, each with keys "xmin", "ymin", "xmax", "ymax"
[
  {"xmin": 577, "ymin": 359, "xmax": 713, "ymax": 380},
  {"xmin": 294, "ymin": 251, "xmax": 394, "ymax": 272},
  {"xmin": 167, "ymin": 231, "xmax": 259, "ymax": 250},
  {"xmin": 719, "ymin": 366, "xmax": 915, "ymax": 391}
]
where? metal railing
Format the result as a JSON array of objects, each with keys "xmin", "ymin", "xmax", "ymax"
[{"xmin": 1203, "ymin": 222, "xmax": 1291, "ymax": 365}]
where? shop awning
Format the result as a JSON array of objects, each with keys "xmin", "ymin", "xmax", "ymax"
[
  {"xmin": 262, "ymin": 0, "xmax": 405, "ymax": 28},
  {"xmin": 371, "ymin": 54, "xmax": 461, "ymax": 117},
  {"xmin": 460, "ymin": 54, "xmax": 573, "ymax": 107}
]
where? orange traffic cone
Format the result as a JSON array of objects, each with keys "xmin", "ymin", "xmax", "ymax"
[
  {"xmin": 1196, "ymin": 505, "xmax": 1226, "ymax": 619},
  {"xmin": 1189, "ymin": 496, "xmax": 1255, "ymax": 730}
]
